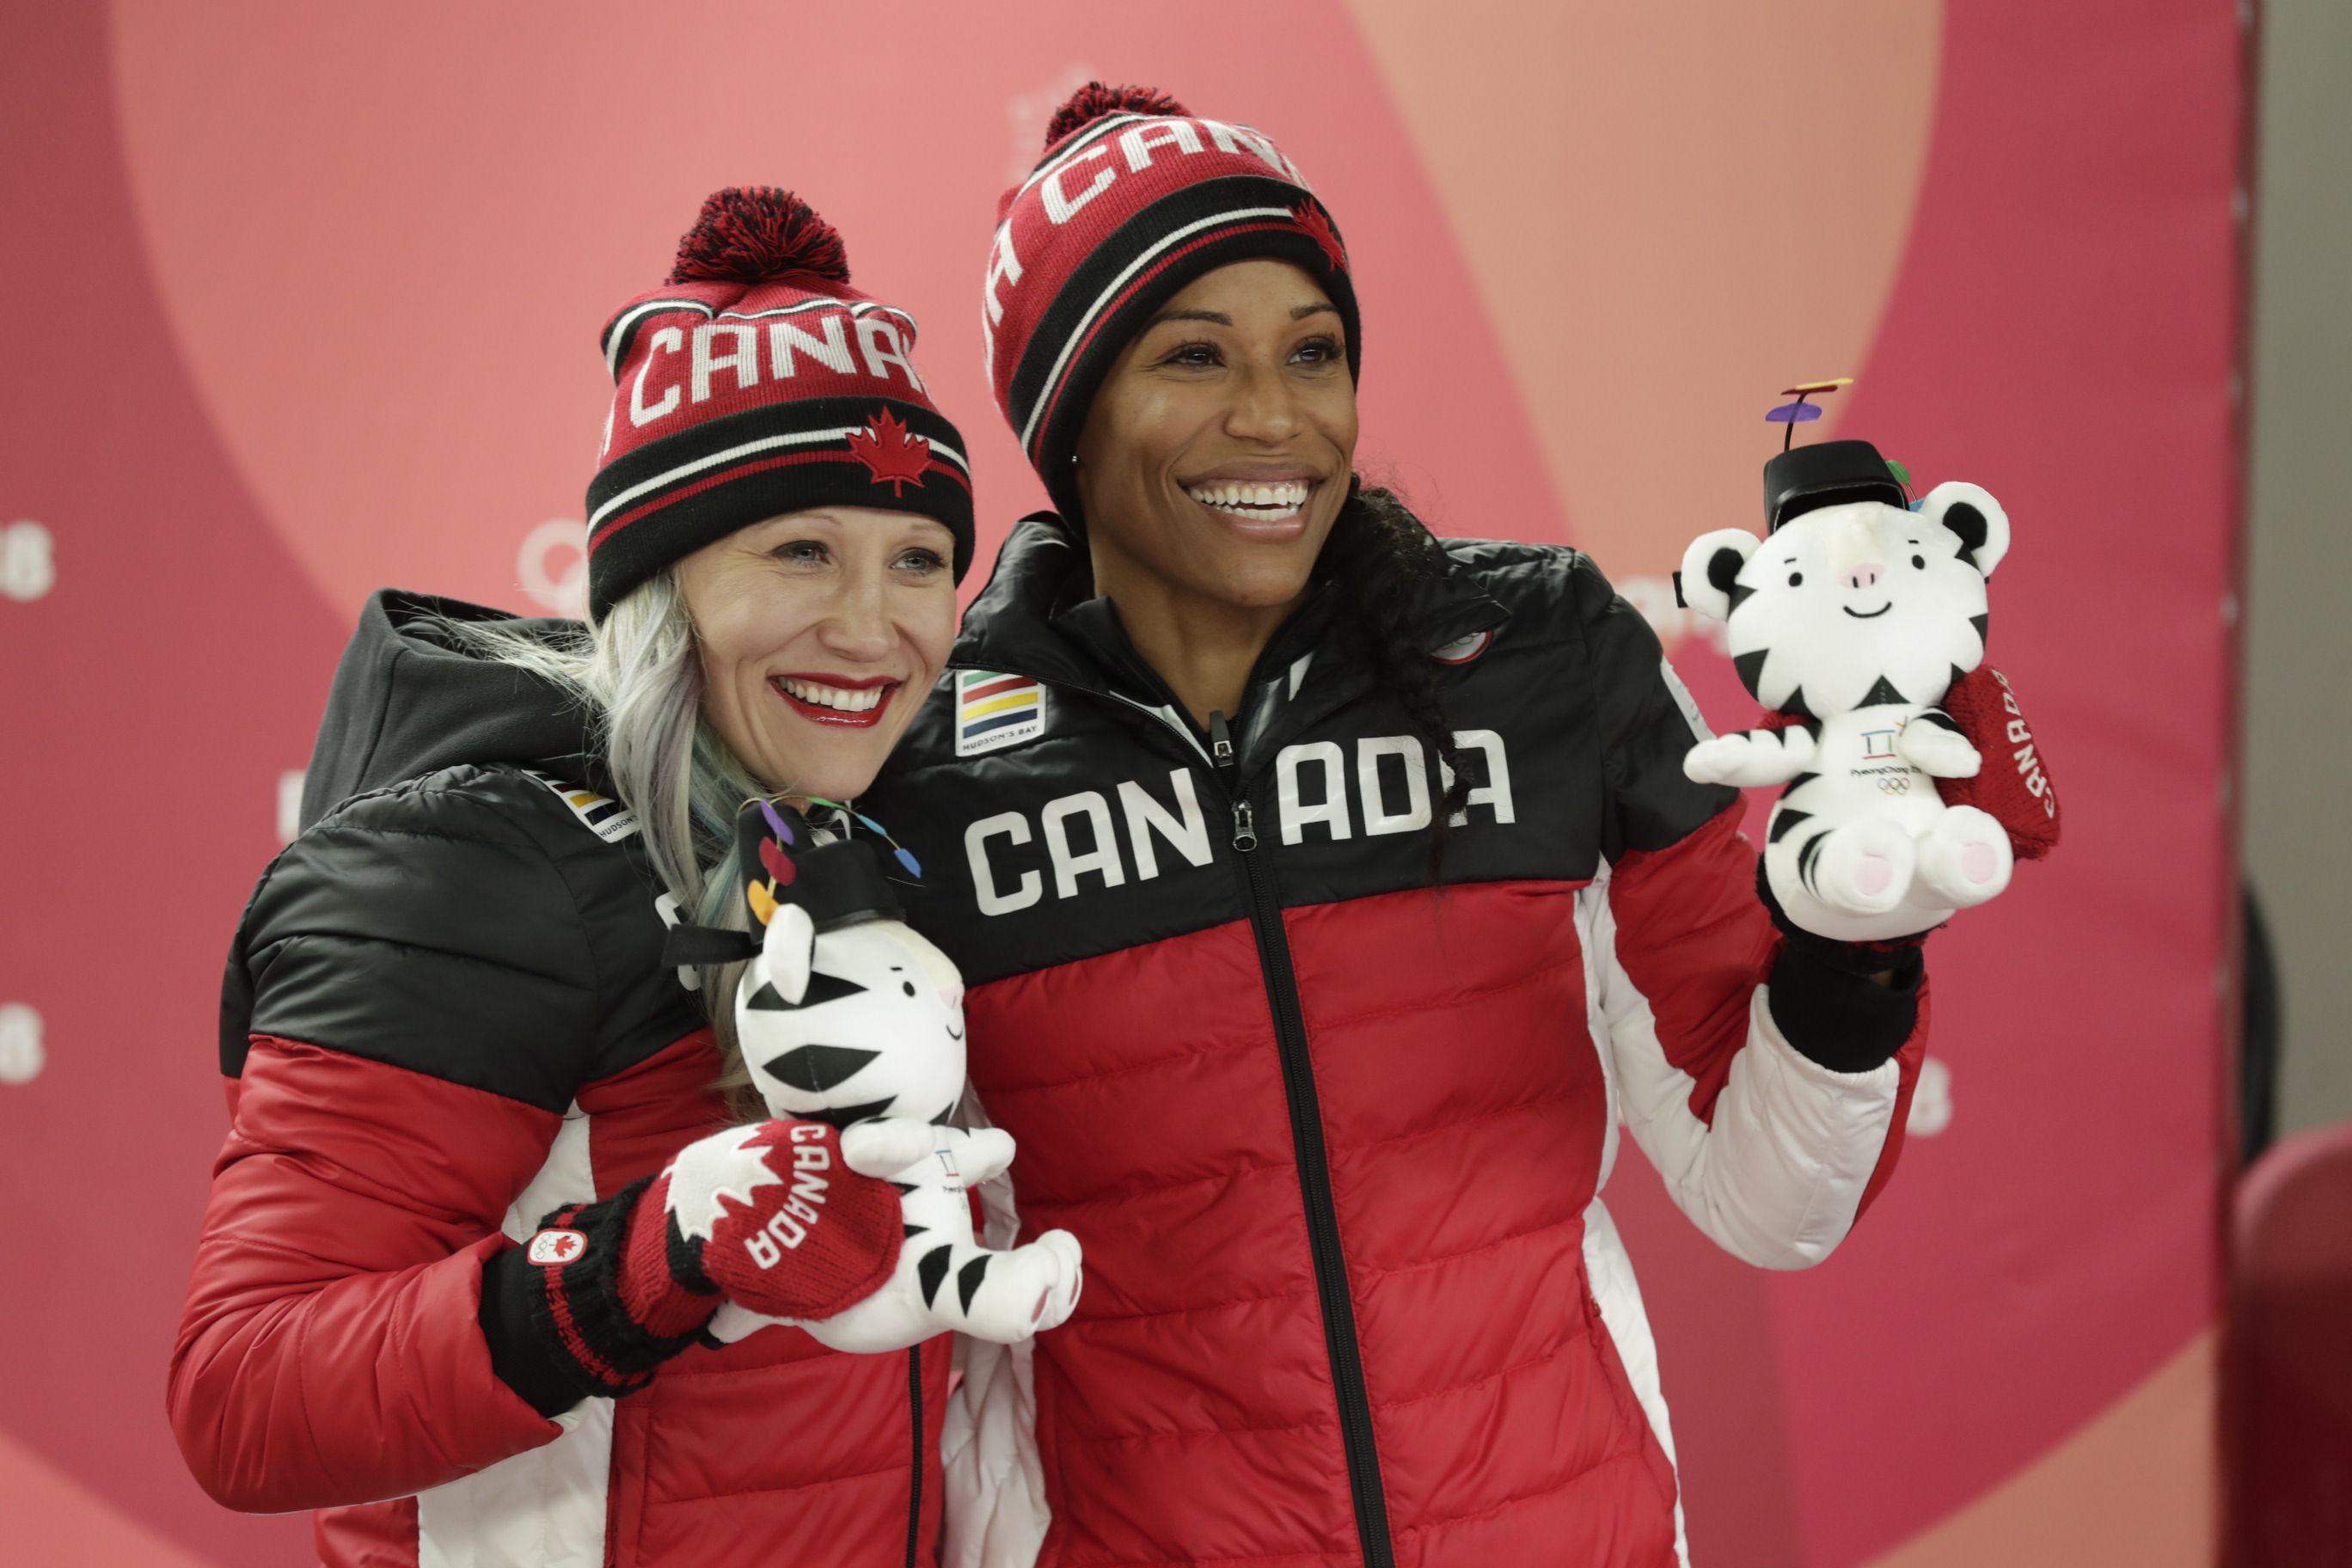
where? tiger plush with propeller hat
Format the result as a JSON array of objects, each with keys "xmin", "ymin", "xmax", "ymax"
[{"xmin": 1676, "ymin": 435, "xmax": 2055, "ymax": 943}]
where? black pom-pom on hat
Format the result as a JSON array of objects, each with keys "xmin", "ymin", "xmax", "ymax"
[
  {"xmin": 1044, "ymin": 83, "xmax": 1191, "ymax": 151},
  {"xmin": 667, "ymin": 187, "xmax": 851, "ymax": 286}
]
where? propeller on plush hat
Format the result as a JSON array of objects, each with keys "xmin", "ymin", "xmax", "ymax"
[{"xmin": 1765, "ymin": 377, "xmax": 1853, "ymax": 450}]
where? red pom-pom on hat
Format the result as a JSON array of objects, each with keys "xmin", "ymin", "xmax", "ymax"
[
  {"xmin": 667, "ymin": 187, "xmax": 851, "ymax": 286},
  {"xmin": 1044, "ymin": 83, "xmax": 1191, "ymax": 151}
]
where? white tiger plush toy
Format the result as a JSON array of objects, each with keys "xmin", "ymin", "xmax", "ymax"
[
  {"xmin": 706, "ymin": 823, "xmax": 1083, "ymax": 1352},
  {"xmin": 1677, "ymin": 482, "xmax": 2016, "ymax": 942}
]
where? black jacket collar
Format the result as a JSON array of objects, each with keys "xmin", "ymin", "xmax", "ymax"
[{"xmin": 950, "ymin": 511, "xmax": 1509, "ymax": 706}]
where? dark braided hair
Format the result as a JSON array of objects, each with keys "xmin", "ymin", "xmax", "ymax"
[{"xmin": 1322, "ymin": 478, "xmax": 1470, "ymax": 876}]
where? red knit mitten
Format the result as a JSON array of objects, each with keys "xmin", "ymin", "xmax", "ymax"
[
  {"xmin": 1936, "ymin": 665, "xmax": 2061, "ymax": 860},
  {"xmin": 517, "ymin": 1120, "xmax": 903, "ymax": 1401}
]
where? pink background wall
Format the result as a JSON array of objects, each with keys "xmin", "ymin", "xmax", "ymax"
[{"xmin": 0, "ymin": 3, "xmax": 2242, "ymax": 1562}]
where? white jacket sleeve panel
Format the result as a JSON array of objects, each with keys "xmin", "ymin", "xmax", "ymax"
[{"xmin": 1580, "ymin": 876, "xmax": 1902, "ymax": 1271}]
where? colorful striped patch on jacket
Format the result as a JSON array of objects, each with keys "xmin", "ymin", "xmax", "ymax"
[{"xmin": 955, "ymin": 672, "xmax": 1045, "ymax": 756}]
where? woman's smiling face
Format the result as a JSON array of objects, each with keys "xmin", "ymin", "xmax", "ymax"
[
  {"xmin": 676, "ymin": 506, "xmax": 959, "ymax": 802},
  {"xmin": 1073, "ymin": 258, "xmax": 1358, "ymax": 616}
]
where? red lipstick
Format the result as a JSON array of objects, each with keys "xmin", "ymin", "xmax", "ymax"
[{"xmin": 770, "ymin": 673, "xmax": 901, "ymax": 730}]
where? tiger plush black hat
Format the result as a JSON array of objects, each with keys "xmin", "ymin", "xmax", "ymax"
[{"xmin": 1762, "ymin": 438, "xmax": 1910, "ymax": 533}]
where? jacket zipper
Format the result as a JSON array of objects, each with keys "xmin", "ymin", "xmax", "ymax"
[
  {"xmin": 1210, "ymin": 713, "xmax": 1394, "ymax": 1568},
  {"xmin": 905, "ymin": 1347, "xmax": 923, "ymax": 1568}
]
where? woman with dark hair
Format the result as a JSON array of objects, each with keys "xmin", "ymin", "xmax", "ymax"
[
  {"xmin": 170, "ymin": 189, "xmax": 1065, "ymax": 1568},
  {"xmin": 870, "ymin": 88, "xmax": 1934, "ymax": 1565}
]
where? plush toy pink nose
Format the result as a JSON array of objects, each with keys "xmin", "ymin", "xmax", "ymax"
[{"xmin": 1844, "ymin": 562, "xmax": 1884, "ymax": 590}]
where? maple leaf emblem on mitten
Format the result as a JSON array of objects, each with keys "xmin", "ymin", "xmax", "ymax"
[
  {"xmin": 1291, "ymin": 201, "xmax": 1349, "ymax": 274},
  {"xmin": 846, "ymin": 408, "xmax": 932, "ymax": 495}
]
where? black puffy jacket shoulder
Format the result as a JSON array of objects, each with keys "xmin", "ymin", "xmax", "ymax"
[{"xmin": 222, "ymin": 761, "xmax": 699, "ymax": 1113}]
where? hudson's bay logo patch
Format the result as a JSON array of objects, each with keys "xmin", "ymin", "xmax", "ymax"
[
  {"xmin": 955, "ymin": 671, "xmax": 1046, "ymax": 756},
  {"xmin": 524, "ymin": 770, "xmax": 640, "ymax": 842}
]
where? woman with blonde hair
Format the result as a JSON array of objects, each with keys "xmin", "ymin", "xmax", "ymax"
[{"xmin": 172, "ymin": 188, "xmax": 1043, "ymax": 1567}]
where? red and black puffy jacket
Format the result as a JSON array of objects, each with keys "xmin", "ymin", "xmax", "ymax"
[
  {"xmin": 171, "ymin": 591, "xmax": 950, "ymax": 1568},
  {"xmin": 862, "ymin": 517, "xmax": 1929, "ymax": 1568}
]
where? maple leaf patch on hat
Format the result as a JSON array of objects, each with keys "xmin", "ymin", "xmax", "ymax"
[
  {"xmin": 1291, "ymin": 200, "xmax": 1349, "ymax": 273},
  {"xmin": 847, "ymin": 407, "xmax": 932, "ymax": 495}
]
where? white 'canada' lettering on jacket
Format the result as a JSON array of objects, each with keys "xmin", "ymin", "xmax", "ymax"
[{"xmin": 962, "ymin": 732, "xmax": 1514, "ymax": 917}]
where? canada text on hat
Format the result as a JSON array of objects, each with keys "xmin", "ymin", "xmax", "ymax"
[{"xmin": 583, "ymin": 187, "xmax": 977, "ymax": 619}]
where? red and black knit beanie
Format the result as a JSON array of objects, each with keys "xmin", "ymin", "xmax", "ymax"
[
  {"xmin": 982, "ymin": 84, "xmax": 1360, "ymax": 524},
  {"xmin": 585, "ymin": 187, "xmax": 975, "ymax": 620}
]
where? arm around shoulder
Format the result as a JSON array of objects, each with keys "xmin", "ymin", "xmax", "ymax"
[{"xmin": 174, "ymin": 777, "xmax": 601, "ymax": 1510}]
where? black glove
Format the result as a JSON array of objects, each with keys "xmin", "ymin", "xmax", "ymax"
[
  {"xmin": 478, "ymin": 1118, "xmax": 903, "ymax": 1415},
  {"xmin": 1756, "ymin": 862, "xmax": 1926, "ymax": 1075}
]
